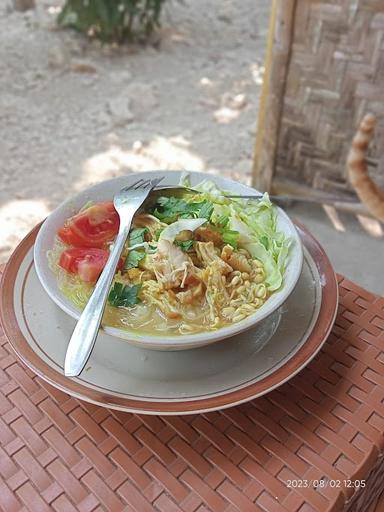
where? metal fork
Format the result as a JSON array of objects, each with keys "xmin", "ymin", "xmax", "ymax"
[{"xmin": 64, "ymin": 177, "xmax": 163, "ymax": 377}]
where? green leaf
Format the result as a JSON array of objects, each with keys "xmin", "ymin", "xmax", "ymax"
[
  {"xmin": 222, "ymin": 230, "xmax": 239, "ymax": 249},
  {"xmin": 128, "ymin": 228, "xmax": 147, "ymax": 247},
  {"xmin": 94, "ymin": 0, "xmax": 111, "ymax": 27},
  {"xmin": 152, "ymin": 197, "xmax": 189, "ymax": 222},
  {"xmin": 174, "ymin": 240, "xmax": 194, "ymax": 251},
  {"xmin": 198, "ymin": 201, "xmax": 214, "ymax": 220},
  {"xmin": 215, "ymin": 214, "xmax": 229, "ymax": 228},
  {"xmin": 124, "ymin": 250, "xmax": 145, "ymax": 270},
  {"xmin": 108, "ymin": 282, "xmax": 141, "ymax": 308},
  {"xmin": 151, "ymin": 196, "xmax": 213, "ymax": 223},
  {"xmin": 58, "ymin": 0, "xmax": 166, "ymax": 43}
]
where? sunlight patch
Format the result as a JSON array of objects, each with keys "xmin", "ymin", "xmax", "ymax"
[
  {"xmin": 0, "ymin": 200, "xmax": 50, "ymax": 261},
  {"xmin": 357, "ymin": 215, "xmax": 383, "ymax": 238},
  {"xmin": 77, "ymin": 136, "xmax": 206, "ymax": 189}
]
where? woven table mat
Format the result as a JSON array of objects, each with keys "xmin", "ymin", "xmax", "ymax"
[{"xmin": 1, "ymin": 272, "xmax": 384, "ymax": 512}]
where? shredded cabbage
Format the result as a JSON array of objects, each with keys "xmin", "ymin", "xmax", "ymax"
[{"xmin": 181, "ymin": 177, "xmax": 291, "ymax": 291}]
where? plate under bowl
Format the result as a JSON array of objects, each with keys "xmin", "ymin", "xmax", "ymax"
[
  {"xmin": 33, "ymin": 171, "xmax": 303, "ymax": 350},
  {"xmin": 0, "ymin": 223, "xmax": 338, "ymax": 414}
]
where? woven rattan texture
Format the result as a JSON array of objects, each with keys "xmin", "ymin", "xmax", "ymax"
[
  {"xmin": 1, "ymin": 275, "xmax": 384, "ymax": 512},
  {"xmin": 275, "ymin": 0, "xmax": 384, "ymax": 197}
]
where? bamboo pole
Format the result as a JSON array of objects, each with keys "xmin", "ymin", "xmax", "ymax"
[{"xmin": 252, "ymin": 0, "xmax": 297, "ymax": 192}]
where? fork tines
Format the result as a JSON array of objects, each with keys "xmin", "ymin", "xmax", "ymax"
[{"xmin": 127, "ymin": 176, "xmax": 164, "ymax": 190}]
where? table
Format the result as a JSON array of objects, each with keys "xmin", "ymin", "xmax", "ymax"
[{"xmin": 1, "ymin": 269, "xmax": 384, "ymax": 512}]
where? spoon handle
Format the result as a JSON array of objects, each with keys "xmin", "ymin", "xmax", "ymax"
[
  {"xmin": 226, "ymin": 194, "xmax": 358, "ymax": 205},
  {"xmin": 64, "ymin": 223, "xmax": 131, "ymax": 377}
]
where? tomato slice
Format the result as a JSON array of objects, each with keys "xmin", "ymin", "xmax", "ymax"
[
  {"xmin": 59, "ymin": 248, "xmax": 110, "ymax": 283},
  {"xmin": 58, "ymin": 202, "xmax": 119, "ymax": 248}
]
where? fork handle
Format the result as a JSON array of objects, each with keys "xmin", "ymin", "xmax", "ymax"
[{"xmin": 64, "ymin": 222, "xmax": 131, "ymax": 377}]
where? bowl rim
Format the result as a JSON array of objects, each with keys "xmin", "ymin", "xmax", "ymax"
[{"xmin": 33, "ymin": 170, "xmax": 303, "ymax": 347}]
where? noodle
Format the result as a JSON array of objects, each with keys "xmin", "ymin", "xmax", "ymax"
[{"xmin": 49, "ymin": 178, "xmax": 290, "ymax": 336}]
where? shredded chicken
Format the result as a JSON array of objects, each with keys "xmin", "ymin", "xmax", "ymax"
[
  {"xmin": 126, "ymin": 268, "xmax": 154, "ymax": 283},
  {"xmin": 157, "ymin": 239, "xmax": 189, "ymax": 265},
  {"xmin": 150, "ymin": 240, "xmax": 187, "ymax": 289},
  {"xmin": 176, "ymin": 283, "xmax": 204, "ymax": 305},
  {"xmin": 195, "ymin": 226, "xmax": 223, "ymax": 246},
  {"xmin": 221, "ymin": 244, "xmax": 252, "ymax": 273},
  {"xmin": 200, "ymin": 261, "xmax": 230, "ymax": 321},
  {"xmin": 150, "ymin": 239, "xmax": 200, "ymax": 290},
  {"xmin": 195, "ymin": 241, "xmax": 232, "ymax": 275},
  {"xmin": 141, "ymin": 280, "xmax": 182, "ymax": 319}
]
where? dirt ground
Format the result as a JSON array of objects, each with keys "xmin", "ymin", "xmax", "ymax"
[
  {"xmin": 0, "ymin": 0, "xmax": 270, "ymax": 261},
  {"xmin": 1, "ymin": 0, "xmax": 383, "ymax": 295}
]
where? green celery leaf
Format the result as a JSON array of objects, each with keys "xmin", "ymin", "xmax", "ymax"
[
  {"xmin": 174, "ymin": 239, "xmax": 194, "ymax": 251},
  {"xmin": 108, "ymin": 283, "xmax": 141, "ymax": 308},
  {"xmin": 124, "ymin": 250, "xmax": 145, "ymax": 270},
  {"xmin": 215, "ymin": 214, "xmax": 229, "ymax": 228},
  {"xmin": 128, "ymin": 228, "xmax": 147, "ymax": 247},
  {"xmin": 198, "ymin": 201, "xmax": 214, "ymax": 220},
  {"xmin": 151, "ymin": 196, "xmax": 213, "ymax": 223}
]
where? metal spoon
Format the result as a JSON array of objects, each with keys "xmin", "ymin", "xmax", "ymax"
[{"xmin": 150, "ymin": 186, "xmax": 359, "ymax": 206}]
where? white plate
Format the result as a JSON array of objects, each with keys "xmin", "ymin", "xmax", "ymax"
[{"xmin": 0, "ymin": 223, "xmax": 338, "ymax": 414}]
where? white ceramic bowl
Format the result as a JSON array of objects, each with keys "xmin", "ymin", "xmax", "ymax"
[{"xmin": 34, "ymin": 171, "xmax": 303, "ymax": 350}]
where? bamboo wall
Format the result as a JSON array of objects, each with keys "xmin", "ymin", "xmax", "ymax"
[{"xmin": 253, "ymin": 0, "xmax": 384, "ymax": 201}]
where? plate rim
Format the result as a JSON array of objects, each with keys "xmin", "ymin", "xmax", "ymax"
[{"xmin": 0, "ymin": 223, "xmax": 338, "ymax": 415}]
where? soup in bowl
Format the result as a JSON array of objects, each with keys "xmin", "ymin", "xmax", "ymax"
[{"xmin": 34, "ymin": 171, "xmax": 303, "ymax": 349}]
